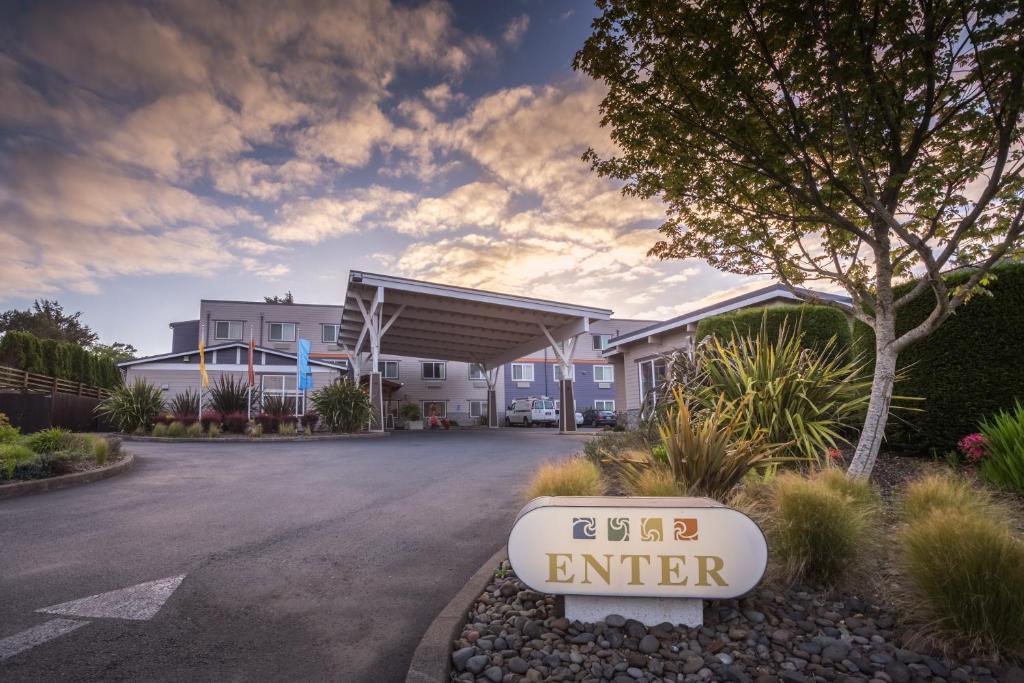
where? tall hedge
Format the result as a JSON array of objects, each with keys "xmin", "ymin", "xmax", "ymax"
[
  {"xmin": 0, "ymin": 331, "xmax": 122, "ymax": 389},
  {"xmin": 854, "ymin": 262, "xmax": 1024, "ymax": 454},
  {"xmin": 696, "ymin": 304, "xmax": 853, "ymax": 354}
]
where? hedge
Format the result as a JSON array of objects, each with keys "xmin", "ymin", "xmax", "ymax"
[
  {"xmin": 696, "ymin": 303, "xmax": 853, "ymax": 355},
  {"xmin": 854, "ymin": 262, "xmax": 1024, "ymax": 454},
  {"xmin": 0, "ymin": 331, "xmax": 122, "ymax": 389}
]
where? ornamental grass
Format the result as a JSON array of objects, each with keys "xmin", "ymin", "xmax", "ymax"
[
  {"xmin": 525, "ymin": 458, "xmax": 605, "ymax": 499},
  {"xmin": 901, "ymin": 473, "xmax": 999, "ymax": 524}
]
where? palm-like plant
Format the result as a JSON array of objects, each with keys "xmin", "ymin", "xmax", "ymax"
[
  {"xmin": 206, "ymin": 375, "xmax": 254, "ymax": 417},
  {"xmin": 96, "ymin": 379, "xmax": 165, "ymax": 433},
  {"xmin": 168, "ymin": 388, "xmax": 200, "ymax": 420},
  {"xmin": 310, "ymin": 380, "xmax": 371, "ymax": 433}
]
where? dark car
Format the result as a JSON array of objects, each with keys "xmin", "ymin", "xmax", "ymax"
[{"xmin": 593, "ymin": 410, "xmax": 618, "ymax": 427}]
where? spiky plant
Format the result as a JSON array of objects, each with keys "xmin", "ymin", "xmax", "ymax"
[
  {"xmin": 205, "ymin": 374, "xmax": 254, "ymax": 417},
  {"xmin": 978, "ymin": 402, "xmax": 1024, "ymax": 493},
  {"xmin": 310, "ymin": 380, "xmax": 371, "ymax": 433},
  {"xmin": 168, "ymin": 388, "xmax": 200, "ymax": 421},
  {"xmin": 95, "ymin": 379, "xmax": 165, "ymax": 433}
]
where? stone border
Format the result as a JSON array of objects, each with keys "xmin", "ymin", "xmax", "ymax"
[
  {"xmin": 406, "ymin": 545, "xmax": 509, "ymax": 683},
  {"xmin": 0, "ymin": 453, "xmax": 135, "ymax": 501},
  {"xmin": 120, "ymin": 431, "xmax": 389, "ymax": 444}
]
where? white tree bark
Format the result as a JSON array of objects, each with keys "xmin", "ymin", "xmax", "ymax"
[{"xmin": 847, "ymin": 347, "xmax": 898, "ymax": 479}]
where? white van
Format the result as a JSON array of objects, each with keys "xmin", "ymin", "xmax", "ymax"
[{"xmin": 506, "ymin": 396, "xmax": 557, "ymax": 427}]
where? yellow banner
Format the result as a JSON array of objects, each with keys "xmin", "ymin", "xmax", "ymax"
[{"xmin": 198, "ymin": 337, "xmax": 209, "ymax": 388}]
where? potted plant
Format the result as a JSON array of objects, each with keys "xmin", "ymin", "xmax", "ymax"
[{"xmin": 399, "ymin": 403, "xmax": 422, "ymax": 430}]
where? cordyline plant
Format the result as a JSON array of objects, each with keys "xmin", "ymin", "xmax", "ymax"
[{"xmin": 574, "ymin": 1, "xmax": 1024, "ymax": 478}]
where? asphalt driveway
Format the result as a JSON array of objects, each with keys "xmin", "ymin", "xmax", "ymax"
[{"xmin": 0, "ymin": 429, "xmax": 588, "ymax": 682}]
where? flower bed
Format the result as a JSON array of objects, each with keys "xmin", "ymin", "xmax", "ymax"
[{"xmin": 0, "ymin": 419, "xmax": 125, "ymax": 486}]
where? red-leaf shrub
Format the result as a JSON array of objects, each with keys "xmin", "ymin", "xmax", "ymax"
[
  {"xmin": 155, "ymin": 414, "xmax": 175, "ymax": 426},
  {"xmin": 256, "ymin": 413, "xmax": 280, "ymax": 434},
  {"xmin": 200, "ymin": 411, "xmax": 221, "ymax": 430},
  {"xmin": 172, "ymin": 414, "xmax": 197, "ymax": 427},
  {"xmin": 222, "ymin": 412, "xmax": 248, "ymax": 434},
  {"xmin": 301, "ymin": 412, "xmax": 319, "ymax": 431}
]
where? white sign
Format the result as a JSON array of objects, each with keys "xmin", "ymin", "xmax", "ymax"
[{"xmin": 508, "ymin": 497, "xmax": 767, "ymax": 600}]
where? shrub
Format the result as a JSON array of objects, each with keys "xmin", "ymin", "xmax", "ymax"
[
  {"xmin": 96, "ymin": 379, "xmax": 165, "ymax": 433},
  {"xmin": 247, "ymin": 422, "xmax": 263, "ymax": 437},
  {"xmin": 0, "ymin": 419, "xmax": 21, "ymax": 444},
  {"xmin": 200, "ymin": 410, "xmax": 221, "ymax": 430},
  {"xmin": 977, "ymin": 402, "xmax": 1024, "ymax": 493},
  {"xmin": 958, "ymin": 433, "xmax": 989, "ymax": 463},
  {"xmin": 37, "ymin": 451, "xmax": 79, "ymax": 476},
  {"xmin": 261, "ymin": 394, "xmax": 292, "ymax": 417},
  {"xmin": 222, "ymin": 412, "xmax": 248, "ymax": 434},
  {"xmin": 814, "ymin": 467, "xmax": 879, "ymax": 512},
  {"xmin": 168, "ymin": 388, "xmax": 200, "ymax": 422},
  {"xmin": 765, "ymin": 471, "xmax": 877, "ymax": 585},
  {"xmin": 399, "ymin": 403, "xmax": 421, "ymax": 422},
  {"xmin": 206, "ymin": 375, "xmax": 252, "ymax": 417},
  {"xmin": 1, "ymin": 443, "xmax": 38, "ymax": 479},
  {"xmin": 310, "ymin": 380, "xmax": 372, "ymax": 433},
  {"xmin": 22, "ymin": 427, "xmax": 72, "ymax": 454},
  {"xmin": 207, "ymin": 422, "xmax": 221, "ymax": 437},
  {"xmin": 0, "ymin": 330, "xmax": 121, "ymax": 388},
  {"xmin": 582, "ymin": 430, "xmax": 652, "ymax": 465},
  {"xmin": 154, "ymin": 414, "xmax": 175, "ymax": 426},
  {"xmin": 696, "ymin": 303, "xmax": 853, "ymax": 355},
  {"xmin": 256, "ymin": 413, "xmax": 280, "ymax": 434},
  {"xmin": 152, "ymin": 423, "xmax": 168, "ymax": 437},
  {"xmin": 902, "ymin": 473, "xmax": 998, "ymax": 524},
  {"xmin": 92, "ymin": 435, "xmax": 110, "ymax": 465},
  {"xmin": 165, "ymin": 421, "xmax": 187, "ymax": 438},
  {"xmin": 277, "ymin": 421, "xmax": 297, "ymax": 437},
  {"xmin": 855, "ymin": 261, "xmax": 1024, "ymax": 453},
  {"xmin": 901, "ymin": 509, "xmax": 1024, "ymax": 654},
  {"xmin": 301, "ymin": 412, "xmax": 319, "ymax": 431},
  {"xmin": 526, "ymin": 458, "xmax": 605, "ymax": 498},
  {"xmin": 623, "ymin": 466, "xmax": 682, "ymax": 496}
]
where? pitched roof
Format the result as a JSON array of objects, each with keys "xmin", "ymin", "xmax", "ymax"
[{"xmin": 118, "ymin": 342, "xmax": 346, "ymax": 370}]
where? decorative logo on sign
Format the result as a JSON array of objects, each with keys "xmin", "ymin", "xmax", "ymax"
[
  {"xmin": 674, "ymin": 518, "xmax": 699, "ymax": 541},
  {"xmin": 572, "ymin": 517, "xmax": 596, "ymax": 539},
  {"xmin": 640, "ymin": 517, "xmax": 663, "ymax": 541},
  {"xmin": 607, "ymin": 517, "xmax": 629, "ymax": 541}
]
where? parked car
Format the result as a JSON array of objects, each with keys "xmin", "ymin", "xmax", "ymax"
[
  {"xmin": 593, "ymin": 410, "xmax": 618, "ymax": 427},
  {"xmin": 506, "ymin": 396, "xmax": 557, "ymax": 427},
  {"xmin": 575, "ymin": 411, "xmax": 584, "ymax": 427}
]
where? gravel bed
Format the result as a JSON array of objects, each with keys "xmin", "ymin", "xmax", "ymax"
[{"xmin": 451, "ymin": 565, "xmax": 1023, "ymax": 683}]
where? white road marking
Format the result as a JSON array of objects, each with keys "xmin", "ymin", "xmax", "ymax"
[
  {"xmin": 0, "ymin": 619, "xmax": 90, "ymax": 660},
  {"xmin": 37, "ymin": 574, "xmax": 186, "ymax": 621}
]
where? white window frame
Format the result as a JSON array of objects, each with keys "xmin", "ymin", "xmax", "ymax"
[
  {"xmin": 421, "ymin": 361, "xmax": 446, "ymax": 380},
  {"xmin": 261, "ymin": 374, "xmax": 304, "ymax": 415},
  {"xmin": 468, "ymin": 363, "xmax": 486, "ymax": 381},
  {"xmin": 422, "ymin": 400, "xmax": 447, "ymax": 418},
  {"xmin": 553, "ymin": 364, "xmax": 575, "ymax": 382},
  {"xmin": 378, "ymin": 360, "xmax": 399, "ymax": 379},
  {"xmin": 268, "ymin": 322, "xmax": 297, "ymax": 342},
  {"xmin": 593, "ymin": 334, "xmax": 611, "ymax": 350},
  {"xmin": 468, "ymin": 399, "xmax": 488, "ymax": 418},
  {"xmin": 511, "ymin": 363, "xmax": 534, "ymax": 382},
  {"xmin": 321, "ymin": 323, "xmax": 339, "ymax": 344},
  {"xmin": 593, "ymin": 364, "xmax": 615, "ymax": 383},
  {"xmin": 594, "ymin": 400, "xmax": 616, "ymax": 411},
  {"xmin": 214, "ymin": 320, "xmax": 243, "ymax": 340}
]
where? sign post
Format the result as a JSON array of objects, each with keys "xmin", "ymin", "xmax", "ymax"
[{"xmin": 507, "ymin": 496, "xmax": 767, "ymax": 627}]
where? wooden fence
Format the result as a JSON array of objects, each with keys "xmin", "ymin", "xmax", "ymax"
[
  {"xmin": 0, "ymin": 364, "xmax": 114, "ymax": 400},
  {"xmin": 0, "ymin": 365, "xmax": 114, "ymax": 432}
]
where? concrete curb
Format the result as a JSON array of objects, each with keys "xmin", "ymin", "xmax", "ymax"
[
  {"xmin": 406, "ymin": 545, "xmax": 508, "ymax": 683},
  {"xmin": 0, "ymin": 453, "xmax": 135, "ymax": 501},
  {"xmin": 120, "ymin": 432, "xmax": 389, "ymax": 444}
]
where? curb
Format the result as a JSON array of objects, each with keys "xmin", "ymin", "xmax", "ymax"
[
  {"xmin": 120, "ymin": 432, "xmax": 389, "ymax": 443},
  {"xmin": 0, "ymin": 453, "xmax": 135, "ymax": 500},
  {"xmin": 406, "ymin": 545, "xmax": 508, "ymax": 683}
]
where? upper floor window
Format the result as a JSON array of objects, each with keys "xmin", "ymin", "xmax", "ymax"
[
  {"xmin": 553, "ymin": 364, "xmax": 575, "ymax": 382},
  {"xmin": 468, "ymin": 363, "xmax": 487, "ymax": 380},
  {"xmin": 593, "ymin": 364, "xmax": 615, "ymax": 382},
  {"xmin": 511, "ymin": 363, "xmax": 534, "ymax": 382},
  {"xmin": 214, "ymin": 320, "xmax": 243, "ymax": 340},
  {"xmin": 321, "ymin": 323, "xmax": 339, "ymax": 343},
  {"xmin": 422, "ymin": 361, "xmax": 446, "ymax": 380},
  {"xmin": 268, "ymin": 322, "xmax": 297, "ymax": 342},
  {"xmin": 592, "ymin": 334, "xmax": 611, "ymax": 350},
  {"xmin": 378, "ymin": 360, "xmax": 399, "ymax": 379}
]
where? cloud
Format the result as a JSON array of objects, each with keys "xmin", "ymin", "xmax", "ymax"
[
  {"xmin": 269, "ymin": 186, "xmax": 417, "ymax": 242},
  {"xmin": 503, "ymin": 15, "xmax": 530, "ymax": 45}
]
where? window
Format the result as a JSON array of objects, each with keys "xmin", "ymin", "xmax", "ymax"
[
  {"xmin": 468, "ymin": 364, "xmax": 486, "ymax": 381},
  {"xmin": 422, "ymin": 361, "xmax": 446, "ymax": 380},
  {"xmin": 592, "ymin": 334, "xmax": 611, "ymax": 350},
  {"xmin": 553, "ymin": 364, "xmax": 575, "ymax": 382},
  {"xmin": 321, "ymin": 324, "xmax": 339, "ymax": 343},
  {"xmin": 262, "ymin": 374, "xmax": 304, "ymax": 415},
  {"xmin": 378, "ymin": 360, "xmax": 399, "ymax": 379},
  {"xmin": 268, "ymin": 322, "xmax": 296, "ymax": 342},
  {"xmin": 638, "ymin": 358, "xmax": 668, "ymax": 416},
  {"xmin": 593, "ymin": 364, "xmax": 615, "ymax": 382},
  {"xmin": 422, "ymin": 400, "xmax": 447, "ymax": 418},
  {"xmin": 214, "ymin": 320, "xmax": 243, "ymax": 340},
  {"xmin": 469, "ymin": 399, "xmax": 488, "ymax": 418},
  {"xmin": 595, "ymin": 400, "xmax": 615, "ymax": 411},
  {"xmin": 511, "ymin": 363, "xmax": 534, "ymax": 382}
]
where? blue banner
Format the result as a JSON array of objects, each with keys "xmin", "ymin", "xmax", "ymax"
[{"xmin": 297, "ymin": 338, "xmax": 313, "ymax": 391}]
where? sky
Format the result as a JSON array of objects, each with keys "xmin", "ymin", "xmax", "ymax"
[{"xmin": 0, "ymin": 0, "xmax": 767, "ymax": 355}]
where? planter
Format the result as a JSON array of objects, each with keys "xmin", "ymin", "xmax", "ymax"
[{"xmin": 406, "ymin": 420, "xmax": 424, "ymax": 430}]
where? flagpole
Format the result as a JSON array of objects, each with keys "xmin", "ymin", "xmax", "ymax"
[{"xmin": 198, "ymin": 322, "xmax": 204, "ymax": 420}]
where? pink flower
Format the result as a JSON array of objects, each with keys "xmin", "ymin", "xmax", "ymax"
[
  {"xmin": 957, "ymin": 433, "xmax": 988, "ymax": 462},
  {"xmin": 826, "ymin": 448, "xmax": 842, "ymax": 461}
]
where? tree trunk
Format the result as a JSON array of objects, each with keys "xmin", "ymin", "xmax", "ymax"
[{"xmin": 847, "ymin": 335, "xmax": 898, "ymax": 480}]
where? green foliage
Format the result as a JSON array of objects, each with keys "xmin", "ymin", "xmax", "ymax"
[
  {"xmin": 22, "ymin": 427, "xmax": 72, "ymax": 454},
  {"xmin": 0, "ymin": 413, "xmax": 20, "ymax": 444},
  {"xmin": 902, "ymin": 473, "xmax": 999, "ymax": 525},
  {"xmin": 0, "ymin": 330, "xmax": 122, "ymax": 388},
  {"xmin": 310, "ymin": 381, "xmax": 371, "ymax": 433},
  {"xmin": 205, "ymin": 375, "xmax": 252, "ymax": 417},
  {"xmin": 207, "ymin": 422, "xmax": 221, "ymax": 437},
  {"xmin": 185, "ymin": 422, "xmax": 203, "ymax": 438},
  {"xmin": 398, "ymin": 403, "xmax": 421, "ymax": 421},
  {"xmin": 855, "ymin": 263, "xmax": 1024, "ymax": 452},
  {"xmin": 682, "ymin": 320, "xmax": 871, "ymax": 462},
  {"xmin": 582, "ymin": 430, "xmax": 652, "ymax": 465},
  {"xmin": 168, "ymin": 389, "xmax": 200, "ymax": 420},
  {"xmin": 152, "ymin": 423, "xmax": 168, "ymax": 437},
  {"xmin": 526, "ymin": 458, "xmax": 605, "ymax": 498},
  {"xmin": 261, "ymin": 394, "xmax": 291, "ymax": 417},
  {"xmin": 96, "ymin": 379, "xmax": 165, "ymax": 432},
  {"xmin": 763, "ymin": 471, "xmax": 878, "ymax": 586},
  {"xmin": 978, "ymin": 402, "xmax": 1024, "ymax": 493},
  {"xmin": 277, "ymin": 422, "xmax": 297, "ymax": 437},
  {"xmin": 623, "ymin": 467, "xmax": 682, "ymax": 496},
  {"xmin": 696, "ymin": 305, "xmax": 851, "ymax": 356},
  {"xmin": 91, "ymin": 435, "xmax": 109, "ymax": 465},
  {"xmin": 1, "ymin": 444, "xmax": 37, "ymax": 480},
  {"xmin": 901, "ymin": 510, "xmax": 1024, "ymax": 654},
  {"xmin": 0, "ymin": 299, "xmax": 98, "ymax": 346},
  {"xmin": 165, "ymin": 422, "xmax": 187, "ymax": 438}
]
